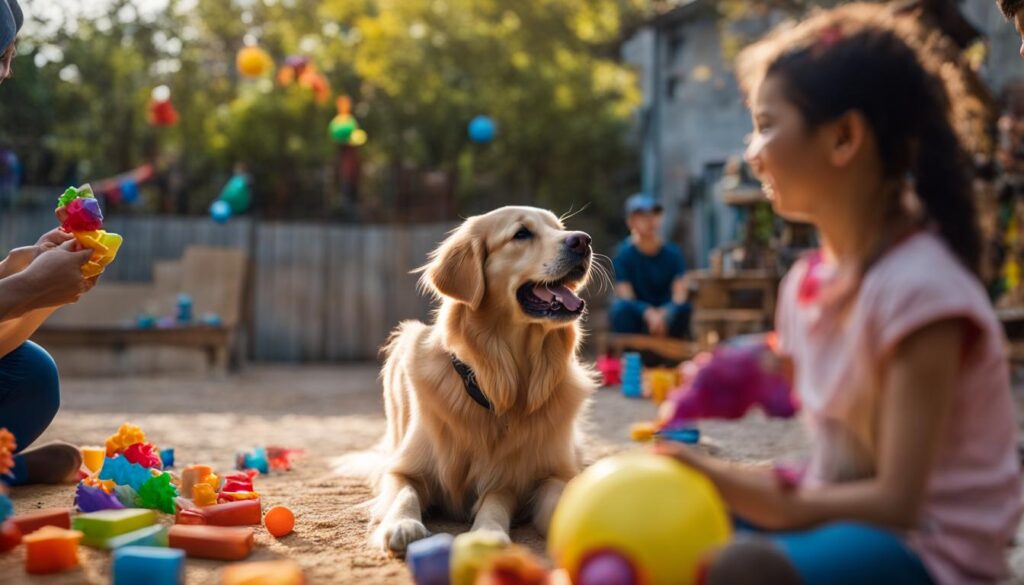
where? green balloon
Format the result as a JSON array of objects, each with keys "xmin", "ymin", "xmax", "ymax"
[
  {"xmin": 329, "ymin": 115, "xmax": 358, "ymax": 144},
  {"xmin": 219, "ymin": 175, "xmax": 251, "ymax": 214}
]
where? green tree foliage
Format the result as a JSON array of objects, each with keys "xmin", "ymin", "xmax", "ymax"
[{"xmin": 0, "ymin": 0, "xmax": 644, "ymax": 220}]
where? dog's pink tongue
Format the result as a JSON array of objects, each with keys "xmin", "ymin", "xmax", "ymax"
[
  {"xmin": 533, "ymin": 286, "xmax": 555, "ymax": 303},
  {"xmin": 549, "ymin": 284, "xmax": 583, "ymax": 311}
]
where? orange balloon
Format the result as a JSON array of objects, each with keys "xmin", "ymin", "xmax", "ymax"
[{"xmin": 264, "ymin": 506, "xmax": 294, "ymax": 538}]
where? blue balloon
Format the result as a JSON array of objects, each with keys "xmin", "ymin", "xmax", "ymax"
[
  {"xmin": 120, "ymin": 178, "xmax": 140, "ymax": 204},
  {"xmin": 468, "ymin": 115, "xmax": 496, "ymax": 144},
  {"xmin": 210, "ymin": 199, "xmax": 232, "ymax": 224}
]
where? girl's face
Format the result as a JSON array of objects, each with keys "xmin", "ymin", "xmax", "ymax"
[{"xmin": 744, "ymin": 74, "xmax": 831, "ymax": 223}]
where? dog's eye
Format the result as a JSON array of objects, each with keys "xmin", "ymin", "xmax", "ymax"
[{"xmin": 513, "ymin": 227, "xmax": 533, "ymax": 241}]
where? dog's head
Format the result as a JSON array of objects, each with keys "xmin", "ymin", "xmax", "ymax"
[{"xmin": 421, "ymin": 206, "xmax": 592, "ymax": 325}]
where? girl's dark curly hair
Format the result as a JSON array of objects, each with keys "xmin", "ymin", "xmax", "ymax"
[{"xmin": 736, "ymin": 3, "xmax": 981, "ymax": 278}]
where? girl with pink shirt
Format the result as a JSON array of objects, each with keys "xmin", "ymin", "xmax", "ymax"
[{"xmin": 657, "ymin": 5, "xmax": 1022, "ymax": 584}]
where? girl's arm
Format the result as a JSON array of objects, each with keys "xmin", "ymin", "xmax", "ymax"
[{"xmin": 659, "ymin": 318, "xmax": 961, "ymax": 531}]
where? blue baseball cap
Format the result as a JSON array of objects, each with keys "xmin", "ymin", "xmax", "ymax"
[
  {"xmin": 0, "ymin": 0, "xmax": 21, "ymax": 53},
  {"xmin": 624, "ymin": 193, "xmax": 663, "ymax": 215}
]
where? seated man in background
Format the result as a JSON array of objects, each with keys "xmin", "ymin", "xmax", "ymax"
[{"xmin": 610, "ymin": 193, "xmax": 690, "ymax": 344}]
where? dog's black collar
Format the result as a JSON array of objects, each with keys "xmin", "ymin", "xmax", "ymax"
[{"xmin": 451, "ymin": 354, "xmax": 492, "ymax": 411}]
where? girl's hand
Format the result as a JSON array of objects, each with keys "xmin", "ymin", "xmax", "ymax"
[
  {"xmin": 8, "ymin": 240, "xmax": 95, "ymax": 314},
  {"xmin": 35, "ymin": 228, "xmax": 74, "ymax": 251},
  {"xmin": 0, "ymin": 230, "xmax": 75, "ymax": 278}
]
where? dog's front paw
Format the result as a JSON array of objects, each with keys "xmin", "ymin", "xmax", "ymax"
[{"xmin": 376, "ymin": 519, "xmax": 430, "ymax": 557}]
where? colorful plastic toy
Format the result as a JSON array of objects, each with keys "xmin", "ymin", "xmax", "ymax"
[
  {"xmin": 620, "ymin": 352, "xmax": 643, "ymax": 398},
  {"xmin": 451, "ymin": 531, "xmax": 510, "ymax": 585},
  {"xmin": 0, "ymin": 493, "xmax": 11, "ymax": 523},
  {"xmin": 660, "ymin": 339, "xmax": 797, "ymax": 428},
  {"xmin": 0, "ymin": 520, "xmax": 21, "ymax": 553},
  {"xmin": 81, "ymin": 474, "xmax": 117, "ymax": 493},
  {"xmin": 264, "ymin": 505, "xmax": 294, "ymax": 537},
  {"xmin": 266, "ymin": 446, "xmax": 303, "ymax": 471},
  {"xmin": 81, "ymin": 446, "xmax": 106, "ymax": 474},
  {"xmin": 407, "ymin": 533, "xmax": 453, "ymax": 585},
  {"xmin": 113, "ymin": 546, "xmax": 184, "ymax": 585},
  {"xmin": 222, "ymin": 560, "xmax": 305, "ymax": 585},
  {"xmin": 181, "ymin": 464, "xmax": 220, "ymax": 497},
  {"xmin": 236, "ymin": 447, "xmax": 269, "ymax": 474},
  {"xmin": 596, "ymin": 354, "xmax": 622, "ymax": 386},
  {"xmin": 237, "ymin": 46, "xmax": 273, "ymax": 78},
  {"xmin": 548, "ymin": 453, "xmax": 730, "ymax": 585},
  {"xmin": 105, "ymin": 423, "xmax": 147, "ymax": 458},
  {"xmin": 104, "ymin": 524, "xmax": 168, "ymax": 550},
  {"xmin": 177, "ymin": 499, "xmax": 261, "ymax": 526},
  {"xmin": 75, "ymin": 483, "xmax": 126, "ymax": 513},
  {"xmin": 0, "ymin": 427, "xmax": 16, "ymax": 476},
  {"xmin": 629, "ymin": 422, "xmax": 700, "ymax": 445},
  {"xmin": 160, "ymin": 448, "xmax": 175, "ymax": 469},
  {"xmin": 137, "ymin": 473, "xmax": 179, "ymax": 514},
  {"xmin": 55, "ymin": 184, "xmax": 123, "ymax": 278},
  {"xmin": 73, "ymin": 509, "xmax": 157, "ymax": 548},
  {"xmin": 168, "ymin": 524, "xmax": 254, "ymax": 561},
  {"xmin": 123, "ymin": 442, "xmax": 163, "ymax": 469},
  {"xmin": 24, "ymin": 526, "xmax": 83, "ymax": 574},
  {"xmin": 475, "ymin": 546, "xmax": 549, "ymax": 585},
  {"xmin": 218, "ymin": 490, "xmax": 260, "ymax": 503},
  {"xmin": 10, "ymin": 508, "xmax": 72, "ymax": 535},
  {"xmin": 221, "ymin": 471, "xmax": 256, "ymax": 493},
  {"xmin": 647, "ymin": 368, "xmax": 678, "ymax": 404},
  {"xmin": 193, "ymin": 483, "xmax": 218, "ymax": 507},
  {"xmin": 100, "ymin": 456, "xmax": 154, "ymax": 491},
  {"xmin": 115, "ymin": 485, "xmax": 141, "ymax": 508}
]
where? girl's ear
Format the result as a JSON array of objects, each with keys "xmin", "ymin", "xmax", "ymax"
[{"xmin": 827, "ymin": 110, "xmax": 866, "ymax": 168}]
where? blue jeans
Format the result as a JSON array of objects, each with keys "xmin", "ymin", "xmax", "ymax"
[
  {"xmin": 609, "ymin": 298, "xmax": 691, "ymax": 339},
  {"xmin": 0, "ymin": 342, "xmax": 61, "ymax": 485},
  {"xmin": 737, "ymin": 520, "xmax": 934, "ymax": 585}
]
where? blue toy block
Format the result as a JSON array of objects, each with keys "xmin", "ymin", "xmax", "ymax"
[
  {"xmin": 407, "ymin": 533, "xmax": 453, "ymax": 585},
  {"xmin": 621, "ymin": 352, "xmax": 644, "ymax": 398},
  {"xmin": 0, "ymin": 493, "xmax": 12, "ymax": 523},
  {"xmin": 113, "ymin": 546, "xmax": 184, "ymax": 585},
  {"xmin": 658, "ymin": 427, "xmax": 701, "ymax": 444},
  {"xmin": 236, "ymin": 447, "xmax": 269, "ymax": 474},
  {"xmin": 160, "ymin": 448, "xmax": 175, "ymax": 469}
]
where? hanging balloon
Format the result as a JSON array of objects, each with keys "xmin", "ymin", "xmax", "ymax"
[
  {"xmin": 468, "ymin": 115, "xmax": 496, "ymax": 144},
  {"xmin": 210, "ymin": 200, "xmax": 232, "ymax": 224},
  {"xmin": 329, "ymin": 115, "xmax": 358, "ymax": 144},
  {"xmin": 219, "ymin": 175, "xmax": 252, "ymax": 214},
  {"xmin": 237, "ymin": 46, "xmax": 272, "ymax": 78},
  {"xmin": 148, "ymin": 85, "xmax": 179, "ymax": 127},
  {"xmin": 349, "ymin": 128, "xmax": 368, "ymax": 147},
  {"xmin": 120, "ymin": 178, "xmax": 140, "ymax": 204},
  {"xmin": 151, "ymin": 85, "xmax": 171, "ymax": 102}
]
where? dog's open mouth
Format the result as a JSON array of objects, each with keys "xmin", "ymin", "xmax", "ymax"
[{"xmin": 516, "ymin": 265, "xmax": 587, "ymax": 320}]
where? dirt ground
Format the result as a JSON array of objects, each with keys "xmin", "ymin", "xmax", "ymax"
[{"xmin": 0, "ymin": 364, "xmax": 1020, "ymax": 584}]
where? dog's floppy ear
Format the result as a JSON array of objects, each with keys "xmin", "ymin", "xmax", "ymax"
[{"xmin": 419, "ymin": 224, "xmax": 486, "ymax": 310}]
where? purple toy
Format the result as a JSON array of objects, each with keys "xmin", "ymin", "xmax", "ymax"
[
  {"xmin": 659, "ymin": 337, "xmax": 798, "ymax": 431},
  {"xmin": 75, "ymin": 483, "xmax": 126, "ymax": 513}
]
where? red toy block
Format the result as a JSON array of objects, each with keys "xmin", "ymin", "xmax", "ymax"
[
  {"xmin": 0, "ymin": 520, "xmax": 21, "ymax": 553},
  {"xmin": 168, "ymin": 524, "xmax": 254, "ymax": 561},
  {"xmin": 11, "ymin": 508, "xmax": 71, "ymax": 535},
  {"xmin": 176, "ymin": 498, "xmax": 261, "ymax": 526}
]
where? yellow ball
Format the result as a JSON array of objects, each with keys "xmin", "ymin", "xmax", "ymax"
[
  {"xmin": 237, "ymin": 46, "xmax": 272, "ymax": 78},
  {"xmin": 548, "ymin": 453, "xmax": 731, "ymax": 585}
]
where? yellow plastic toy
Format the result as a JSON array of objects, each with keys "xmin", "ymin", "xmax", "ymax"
[
  {"xmin": 647, "ymin": 368, "xmax": 678, "ymax": 404},
  {"xmin": 105, "ymin": 423, "xmax": 147, "ymax": 458},
  {"xmin": 80, "ymin": 446, "xmax": 106, "ymax": 474},
  {"xmin": 192, "ymin": 483, "xmax": 218, "ymax": 507},
  {"xmin": 55, "ymin": 184, "xmax": 122, "ymax": 279},
  {"xmin": 450, "ymin": 531, "xmax": 509, "ymax": 585},
  {"xmin": 548, "ymin": 453, "xmax": 731, "ymax": 585}
]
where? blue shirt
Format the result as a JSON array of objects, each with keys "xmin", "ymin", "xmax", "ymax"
[{"xmin": 613, "ymin": 239, "xmax": 687, "ymax": 307}]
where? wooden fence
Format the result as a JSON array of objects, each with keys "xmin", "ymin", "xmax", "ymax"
[{"xmin": 0, "ymin": 210, "xmax": 453, "ymax": 361}]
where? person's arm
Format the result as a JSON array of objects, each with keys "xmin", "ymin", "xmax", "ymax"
[
  {"xmin": 658, "ymin": 318, "xmax": 961, "ymax": 531},
  {"xmin": 0, "ymin": 241, "xmax": 95, "ymax": 323},
  {"xmin": 0, "ymin": 307, "xmax": 59, "ymax": 357}
]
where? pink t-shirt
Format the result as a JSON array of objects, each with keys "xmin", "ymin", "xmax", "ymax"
[{"xmin": 777, "ymin": 231, "xmax": 1022, "ymax": 585}]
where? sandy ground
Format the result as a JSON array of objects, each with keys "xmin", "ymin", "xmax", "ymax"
[{"xmin": 0, "ymin": 364, "xmax": 1018, "ymax": 584}]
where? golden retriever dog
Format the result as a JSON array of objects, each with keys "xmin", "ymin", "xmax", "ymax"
[{"xmin": 366, "ymin": 205, "xmax": 595, "ymax": 556}]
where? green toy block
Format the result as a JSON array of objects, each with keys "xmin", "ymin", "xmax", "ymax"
[
  {"xmin": 72, "ymin": 509, "xmax": 157, "ymax": 548},
  {"xmin": 103, "ymin": 524, "xmax": 168, "ymax": 550}
]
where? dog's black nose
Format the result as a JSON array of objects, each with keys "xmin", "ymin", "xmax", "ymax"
[{"xmin": 565, "ymin": 232, "xmax": 592, "ymax": 255}]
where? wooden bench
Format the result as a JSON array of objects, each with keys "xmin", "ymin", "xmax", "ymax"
[{"xmin": 32, "ymin": 246, "xmax": 248, "ymax": 374}]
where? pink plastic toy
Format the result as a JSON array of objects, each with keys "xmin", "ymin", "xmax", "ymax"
[
  {"xmin": 659, "ymin": 335, "xmax": 797, "ymax": 431},
  {"xmin": 595, "ymin": 354, "xmax": 622, "ymax": 386}
]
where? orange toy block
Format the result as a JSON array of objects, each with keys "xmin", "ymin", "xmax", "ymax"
[
  {"xmin": 24, "ymin": 526, "xmax": 83, "ymax": 574},
  {"xmin": 181, "ymin": 464, "xmax": 219, "ymax": 497},
  {"xmin": 168, "ymin": 525, "xmax": 254, "ymax": 561},
  {"xmin": 222, "ymin": 560, "xmax": 305, "ymax": 585},
  {"xmin": 11, "ymin": 508, "xmax": 72, "ymax": 535},
  {"xmin": 177, "ymin": 499, "xmax": 261, "ymax": 526},
  {"xmin": 193, "ymin": 483, "xmax": 218, "ymax": 507}
]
